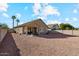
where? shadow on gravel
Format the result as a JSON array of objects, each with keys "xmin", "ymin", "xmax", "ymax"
[
  {"xmin": 0, "ymin": 31, "xmax": 20, "ymax": 56},
  {"xmin": 37, "ymin": 31, "xmax": 78, "ymax": 39}
]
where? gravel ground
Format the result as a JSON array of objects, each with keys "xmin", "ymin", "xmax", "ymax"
[
  {"xmin": 1, "ymin": 30, "xmax": 79, "ymax": 56},
  {"xmin": 0, "ymin": 31, "xmax": 79, "ymax": 56}
]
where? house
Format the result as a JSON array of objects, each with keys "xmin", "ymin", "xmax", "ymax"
[
  {"xmin": 14, "ymin": 19, "xmax": 49, "ymax": 35},
  {"xmin": 48, "ymin": 24, "xmax": 59, "ymax": 30}
]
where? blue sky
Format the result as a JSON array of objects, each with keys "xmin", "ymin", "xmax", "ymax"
[{"xmin": 0, "ymin": 3, "xmax": 79, "ymax": 28}]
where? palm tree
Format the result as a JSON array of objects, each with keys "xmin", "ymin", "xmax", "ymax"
[
  {"xmin": 16, "ymin": 19, "xmax": 20, "ymax": 26},
  {"xmin": 12, "ymin": 16, "xmax": 16, "ymax": 29}
]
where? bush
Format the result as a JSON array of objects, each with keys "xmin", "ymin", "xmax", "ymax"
[{"xmin": 0, "ymin": 23, "xmax": 9, "ymax": 29}]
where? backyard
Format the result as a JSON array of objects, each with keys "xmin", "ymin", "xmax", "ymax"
[{"xmin": 0, "ymin": 30, "xmax": 79, "ymax": 56}]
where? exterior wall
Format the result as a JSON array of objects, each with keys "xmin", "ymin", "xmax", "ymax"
[
  {"xmin": 15, "ymin": 27, "xmax": 23, "ymax": 34},
  {"xmin": 51, "ymin": 25, "xmax": 59, "ymax": 30},
  {"xmin": 38, "ymin": 27, "xmax": 48, "ymax": 34},
  {"xmin": 15, "ymin": 19, "xmax": 48, "ymax": 34},
  {"xmin": 0, "ymin": 28, "xmax": 7, "ymax": 42},
  {"xmin": 23, "ymin": 26, "xmax": 27, "ymax": 34},
  {"xmin": 34, "ymin": 20, "xmax": 48, "ymax": 34},
  {"xmin": 15, "ymin": 26, "xmax": 48, "ymax": 35},
  {"xmin": 48, "ymin": 24, "xmax": 59, "ymax": 30}
]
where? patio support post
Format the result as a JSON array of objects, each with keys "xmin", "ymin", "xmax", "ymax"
[{"xmin": 71, "ymin": 26, "xmax": 74, "ymax": 35}]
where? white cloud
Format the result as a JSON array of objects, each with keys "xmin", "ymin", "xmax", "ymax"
[
  {"xmin": 73, "ymin": 9, "xmax": 78, "ymax": 13},
  {"xmin": 65, "ymin": 18, "xmax": 70, "ymax": 21},
  {"xmin": 33, "ymin": 3, "xmax": 60, "ymax": 18},
  {"xmin": 42, "ymin": 5, "xmax": 60, "ymax": 17},
  {"xmin": 0, "ymin": 3, "xmax": 8, "ymax": 12},
  {"xmin": 33, "ymin": 3, "xmax": 42, "ymax": 15},
  {"xmin": 37, "ymin": 16, "xmax": 46, "ymax": 20},
  {"xmin": 73, "ymin": 17, "xmax": 78, "ymax": 21},
  {"xmin": 15, "ymin": 13, "xmax": 21, "ymax": 19},
  {"xmin": 65, "ymin": 17, "xmax": 78, "ymax": 22},
  {"xmin": 2, "ymin": 13, "xmax": 9, "ymax": 18},
  {"xmin": 19, "ymin": 22, "xmax": 24, "ymax": 25},
  {"xmin": 47, "ymin": 20, "xmax": 61, "ymax": 24},
  {"xmin": 42, "ymin": 3, "xmax": 48, "ymax": 7},
  {"xmin": 76, "ymin": 4, "xmax": 79, "ymax": 9}
]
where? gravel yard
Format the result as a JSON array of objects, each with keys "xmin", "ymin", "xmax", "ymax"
[
  {"xmin": 13, "ymin": 30, "xmax": 79, "ymax": 56},
  {"xmin": 0, "ymin": 30, "xmax": 79, "ymax": 56}
]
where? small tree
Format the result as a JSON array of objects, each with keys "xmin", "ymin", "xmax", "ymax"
[
  {"xmin": 60, "ymin": 23, "xmax": 74, "ymax": 35},
  {"xmin": 60, "ymin": 23, "xmax": 65, "ymax": 33},
  {"xmin": 60, "ymin": 23, "xmax": 74, "ymax": 30}
]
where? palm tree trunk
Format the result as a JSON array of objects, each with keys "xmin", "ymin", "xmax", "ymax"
[
  {"xmin": 13, "ymin": 19, "xmax": 14, "ymax": 30},
  {"xmin": 17, "ymin": 22, "xmax": 18, "ymax": 27}
]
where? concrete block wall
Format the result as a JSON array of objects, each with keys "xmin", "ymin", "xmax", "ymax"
[{"xmin": 0, "ymin": 28, "xmax": 7, "ymax": 42}]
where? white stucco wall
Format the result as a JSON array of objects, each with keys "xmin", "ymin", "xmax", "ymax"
[
  {"xmin": 15, "ymin": 27, "xmax": 23, "ymax": 34},
  {"xmin": 23, "ymin": 27, "xmax": 27, "ymax": 34},
  {"xmin": 38, "ymin": 28, "xmax": 48, "ymax": 34}
]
